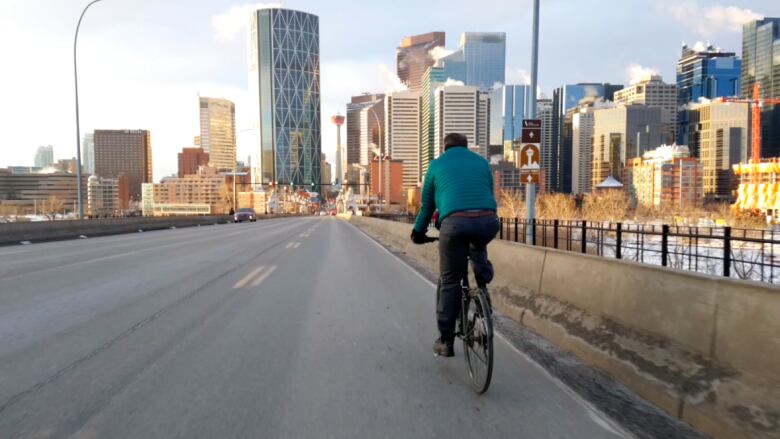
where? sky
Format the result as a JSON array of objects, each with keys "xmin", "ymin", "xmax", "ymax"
[{"xmin": 0, "ymin": 0, "xmax": 777, "ymax": 181}]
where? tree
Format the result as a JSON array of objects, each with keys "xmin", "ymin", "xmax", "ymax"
[
  {"xmin": 583, "ymin": 191, "xmax": 629, "ymax": 222},
  {"xmin": 537, "ymin": 193, "xmax": 577, "ymax": 220},
  {"xmin": 39, "ymin": 196, "xmax": 64, "ymax": 221},
  {"xmin": 497, "ymin": 189, "xmax": 525, "ymax": 218},
  {"xmin": 220, "ymin": 183, "xmax": 235, "ymax": 214}
]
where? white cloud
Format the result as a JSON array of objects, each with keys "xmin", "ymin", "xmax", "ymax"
[
  {"xmin": 428, "ymin": 46, "xmax": 454, "ymax": 62},
  {"xmin": 669, "ymin": 2, "xmax": 763, "ymax": 37},
  {"xmin": 507, "ymin": 69, "xmax": 531, "ymax": 86},
  {"xmin": 212, "ymin": 2, "xmax": 281, "ymax": 42},
  {"xmin": 443, "ymin": 78, "xmax": 465, "ymax": 86},
  {"xmin": 625, "ymin": 63, "xmax": 659, "ymax": 85}
]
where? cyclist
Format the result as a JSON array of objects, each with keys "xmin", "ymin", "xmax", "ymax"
[{"xmin": 410, "ymin": 133, "xmax": 499, "ymax": 357}]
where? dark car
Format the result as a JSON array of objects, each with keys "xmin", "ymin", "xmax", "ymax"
[{"xmin": 234, "ymin": 208, "xmax": 257, "ymax": 223}]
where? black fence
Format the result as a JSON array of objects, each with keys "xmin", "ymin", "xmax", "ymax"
[{"xmin": 367, "ymin": 213, "xmax": 780, "ymax": 285}]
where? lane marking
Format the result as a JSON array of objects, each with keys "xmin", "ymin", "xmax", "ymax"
[
  {"xmin": 233, "ymin": 266, "xmax": 266, "ymax": 289},
  {"xmin": 285, "ymin": 242, "xmax": 294, "ymax": 249},
  {"xmin": 293, "ymin": 242, "xmax": 301, "ymax": 249},
  {"xmin": 348, "ymin": 221, "xmax": 632, "ymax": 438},
  {"xmin": 250, "ymin": 265, "xmax": 277, "ymax": 287}
]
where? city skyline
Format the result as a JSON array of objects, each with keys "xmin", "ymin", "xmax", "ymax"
[{"xmin": 0, "ymin": 0, "xmax": 775, "ymax": 181}]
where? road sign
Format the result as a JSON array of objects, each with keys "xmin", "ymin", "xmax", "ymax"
[
  {"xmin": 519, "ymin": 143, "xmax": 540, "ymax": 184},
  {"xmin": 521, "ymin": 119, "xmax": 541, "ymax": 143}
]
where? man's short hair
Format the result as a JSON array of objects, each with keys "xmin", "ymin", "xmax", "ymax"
[{"xmin": 443, "ymin": 133, "xmax": 468, "ymax": 151}]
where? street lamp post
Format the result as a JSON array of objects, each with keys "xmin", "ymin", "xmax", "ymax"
[
  {"xmin": 74, "ymin": 0, "xmax": 103, "ymax": 220},
  {"xmin": 368, "ymin": 107, "xmax": 383, "ymax": 212}
]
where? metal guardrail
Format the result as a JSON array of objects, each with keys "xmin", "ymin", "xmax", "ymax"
[{"xmin": 368, "ymin": 213, "xmax": 780, "ymax": 285}]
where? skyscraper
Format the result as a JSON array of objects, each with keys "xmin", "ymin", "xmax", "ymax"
[
  {"xmin": 571, "ymin": 101, "xmax": 615, "ymax": 194},
  {"xmin": 591, "ymin": 105, "xmax": 664, "ymax": 187},
  {"xmin": 94, "ymin": 129, "xmax": 152, "ymax": 201},
  {"xmin": 438, "ymin": 33, "xmax": 506, "ymax": 90},
  {"xmin": 82, "ymin": 133, "xmax": 95, "ymax": 175},
  {"xmin": 614, "ymin": 76, "xmax": 678, "ymax": 145},
  {"xmin": 490, "ymin": 84, "xmax": 532, "ymax": 160},
  {"xmin": 397, "ymin": 32, "xmax": 445, "ymax": 93},
  {"xmin": 742, "ymin": 18, "xmax": 780, "ymax": 157},
  {"xmin": 676, "ymin": 43, "xmax": 741, "ymax": 145},
  {"xmin": 538, "ymin": 99, "xmax": 554, "ymax": 192},
  {"xmin": 687, "ymin": 100, "xmax": 749, "ymax": 201},
  {"xmin": 199, "ymin": 97, "xmax": 236, "ymax": 172},
  {"xmin": 433, "ymin": 85, "xmax": 490, "ymax": 159},
  {"xmin": 385, "ymin": 91, "xmax": 421, "ymax": 189},
  {"xmin": 249, "ymin": 7, "xmax": 321, "ymax": 186},
  {"xmin": 346, "ymin": 93, "xmax": 384, "ymax": 166},
  {"xmin": 551, "ymin": 83, "xmax": 623, "ymax": 193},
  {"xmin": 420, "ymin": 67, "xmax": 445, "ymax": 176},
  {"xmin": 34, "ymin": 145, "xmax": 53, "ymax": 168}
]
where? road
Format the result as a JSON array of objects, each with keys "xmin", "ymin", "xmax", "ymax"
[{"xmin": 0, "ymin": 217, "xmax": 629, "ymax": 438}]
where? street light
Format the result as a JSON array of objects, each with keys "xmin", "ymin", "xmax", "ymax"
[
  {"xmin": 74, "ymin": 0, "xmax": 104, "ymax": 220},
  {"xmin": 368, "ymin": 106, "xmax": 383, "ymax": 212}
]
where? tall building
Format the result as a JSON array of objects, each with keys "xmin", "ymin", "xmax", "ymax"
[
  {"xmin": 34, "ymin": 145, "xmax": 53, "ymax": 168},
  {"xmin": 370, "ymin": 157, "xmax": 404, "ymax": 205},
  {"xmin": 614, "ymin": 75, "xmax": 677, "ymax": 144},
  {"xmin": 626, "ymin": 145, "xmax": 702, "ymax": 209},
  {"xmin": 571, "ymin": 100, "xmax": 616, "ymax": 194},
  {"xmin": 591, "ymin": 105, "xmax": 665, "ymax": 188},
  {"xmin": 687, "ymin": 100, "xmax": 750, "ymax": 201},
  {"xmin": 178, "ymin": 147, "xmax": 210, "ymax": 177},
  {"xmin": 742, "ymin": 18, "xmax": 780, "ymax": 157},
  {"xmin": 490, "ymin": 84, "xmax": 532, "ymax": 161},
  {"xmin": 0, "ymin": 169, "xmax": 87, "ymax": 213},
  {"xmin": 397, "ymin": 32, "xmax": 445, "ymax": 93},
  {"xmin": 538, "ymin": 99, "xmax": 554, "ymax": 192},
  {"xmin": 420, "ymin": 67, "xmax": 446, "ymax": 176},
  {"xmin": 433, "ymin": 85, "xmax": 490, "ymax": 160},
  {"xmin": 438, "ymin": 32, "xmax": 506, "ymax": 90},
  {"xmin": 82, "ymin": 133, "xmax": 95, "ymax": 175},
  {"xmin": 346, "ymin": 93, "xmax": 384, "ymax": 166},
  {"xmin": 142, "ymin": 168, "xmax": 227, "ymax": 216},
  {"xmin": 94, "ymin": 129, "xmax": 152, "ymax": 201},
  {"xmin": 359, "ymin": 99, "xmax": 385, "ymax": 166},
  {"xmin": 199, "ymin": 97, "xmax": 236, "ymax": 172},
  {"xmin": 550, "ymin": 83, "xmax": 623, "ymax": 192},
  {"xmin": 320, "ymin": 153, "xmax": 331, "ymax": 189},
  {"xmin": 331, "ymin": 115, "xmax": 345, "ymax": 184},
  {"xmin": 676, "ymin": 43, "xmax": 741, "ymax": 145},
  {"xmin": 249, "ymin": 7, "xmax": 320, "ymax": 186},
  {"xmin": 385, "ymin": 91, "xmax": 421, "ymax": 189}
]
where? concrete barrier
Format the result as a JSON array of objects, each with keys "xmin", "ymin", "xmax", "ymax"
[
  {"xmin": 352, "ymin": 216, "xmax": 780, "ymax": 439},
  {"xmin": 0, "ymin": 215, "xmax": 234, "ymax": 245}
]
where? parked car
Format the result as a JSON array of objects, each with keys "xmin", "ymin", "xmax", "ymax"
[{"xmin": 234, "ymin": 208, "xmax": 257, "ymax": 223}]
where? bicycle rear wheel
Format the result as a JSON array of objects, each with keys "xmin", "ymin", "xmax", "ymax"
[{"xmin": 462, "ymin": 288, "xmax": 493, "ymax": 394}]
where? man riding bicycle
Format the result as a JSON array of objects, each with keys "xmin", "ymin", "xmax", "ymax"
[{"xmin": 410, "ymin": 133, "xmax": 499, "ymax": 357}]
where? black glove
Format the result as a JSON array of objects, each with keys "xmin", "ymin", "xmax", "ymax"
[{"xmin": 411, "ymin": 228, "xmax": 428, "ymax": 244}]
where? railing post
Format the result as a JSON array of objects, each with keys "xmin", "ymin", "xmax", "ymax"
[
  {"xmin": 661, "ymin": 224, "xmax": 669, "ymax": 267},
  {"xmin": 616, "ymin": 222, "xmax": 622, "ymax": 259},
  {"xmin": 723, "ymin": 227, "xmax": 731, "ymax": 278},
  {"xmin": 581, "ymin": 220, "xmax": 587, "ymax": 254},
  {"xmin": 553, "ymin": 219, "xmax": 559, "ymax": 249},
  {"xmin": 499, "ymin": 218, "xmax": 504, "ymax": 240},
  {"xmin": 532, "ymin": 218, "xmax": 537, "ymax": 246},
  {"xmin": 514, "ymin": 217, "xmax": 519, "ymax": 243}
]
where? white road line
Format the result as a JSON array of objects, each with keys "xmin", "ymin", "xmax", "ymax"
[
  {"xmin": 348, "ymin": 221, "xmax": 633, "ymax": 438},
  {"xmin": 285, "ymin": 242, "xmax": 294, "ymax": 249},
  {"xmin": 234, "ymin": 266, "xmax": 266, "ymax": 289},
  {"xmin": 251, "ymin": 265, "xmax": 277, "ymax": 287},
  {"xmin": 293, "ymin": 242, "xmax": 301, "ymax": 249}
]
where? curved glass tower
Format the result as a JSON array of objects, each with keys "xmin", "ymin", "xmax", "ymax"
[{"xmin": 249, "ymin": 7, "xmax": 321, "ymax": 187}]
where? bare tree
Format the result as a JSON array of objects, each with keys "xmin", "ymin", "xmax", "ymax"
[
  {"xmin": 220, "ymin": 183, "xmax": 235, "ymax": 214},
  {"xmin": 537, "ymin": 193, "xmax": 577, "ymax": 220},
  {"xmin": 497, "ymin": 189, "xmax": 525, "ymax": 218},
  {"xmin": 39, "ymin": 196, "xmax": 64, "ymax": 221},
  {"xmin": 583, "ymin": 191, "xmax": 629, "ymax": 222}
]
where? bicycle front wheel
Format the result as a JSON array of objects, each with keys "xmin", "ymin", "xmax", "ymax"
[{"xmin": 462, "ymin": 288, "xmax": 493, "ymax": 394}]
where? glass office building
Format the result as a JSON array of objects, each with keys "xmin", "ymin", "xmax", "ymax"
[
  {"xmin": 439, "ymin": 33, "xmax": 506, "ymax": 90},
  {"xmin": 550, "ymin": 83, "xmax": 622, "ymax": 193},
  {"xmin": 249, "ymin": 7, "xmax": 321, "ymax": 186},
  {"xmin": 490, "ymin": 85, "xmax": 531, "ymax": 151},
  {"xmin": 742, "ymin": 18, "xmax": 780, "ymax": 157},
  {"xmin": 676, "ymin": 43, "xmax": 741, "ymax": 145}
]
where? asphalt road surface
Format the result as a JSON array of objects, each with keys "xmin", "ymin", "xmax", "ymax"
[{"xmin": 0, "ymin": 217, "xmax": 630, "ymax": 438}]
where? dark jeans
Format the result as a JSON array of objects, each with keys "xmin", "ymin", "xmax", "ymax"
[{"xmin": 436, "ymin": 214, "xmax": 499, "ymax": 342}]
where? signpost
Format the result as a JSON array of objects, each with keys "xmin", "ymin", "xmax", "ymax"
[{"xmin": 520, "ymin": 119, "xmax": 541, "ymax": 185}]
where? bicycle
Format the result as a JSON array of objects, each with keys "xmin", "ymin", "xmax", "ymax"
[{"xmin": 426, "ymin": 237, "xmax": 494, "ymax": 394}]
